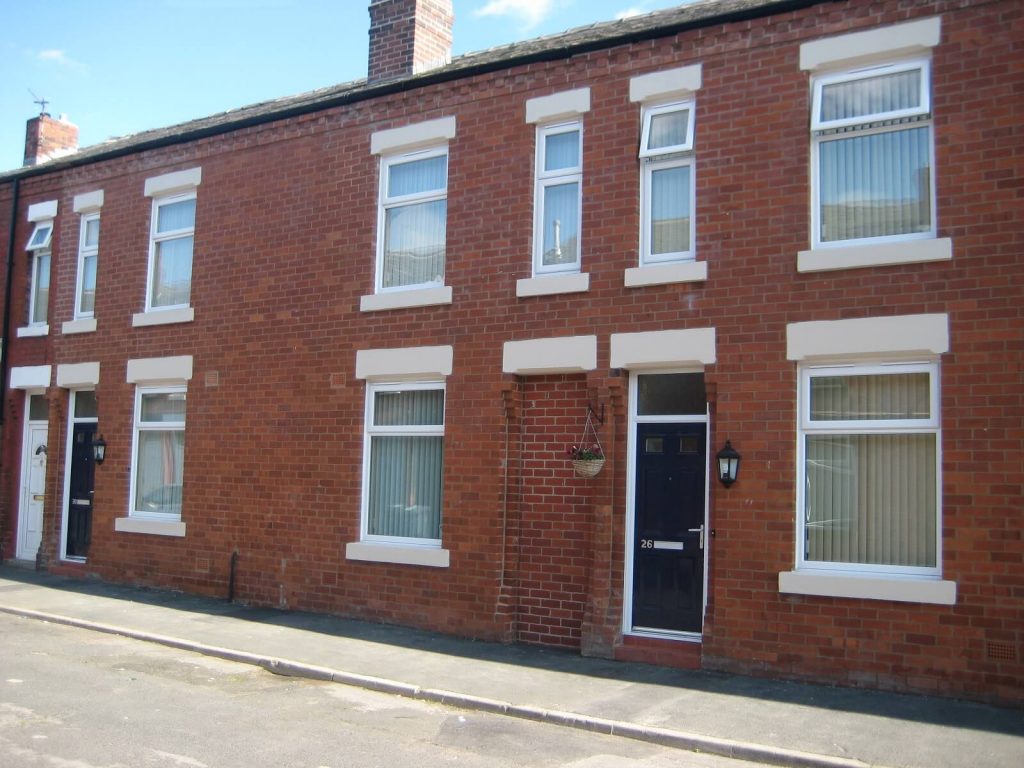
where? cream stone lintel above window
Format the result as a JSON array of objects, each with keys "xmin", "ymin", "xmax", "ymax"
[
  {"xmin": 503, "ymin": 335, "xmax": 597, "ymax": 375},
  {"xmin": 370, "ymin": 116, "xmax": 457, "ymax": 155},
  {"xmin": 360, "ymin": 285, "xmax": 453, "ymax": 312},
  {"xmin": 798, "ymin": 238, "xmax": 952, "ymax": 273},
  {"xmin": 355, "ymin": 345, "xmax": 454, "ymax": 381},
  {"xmin": 786, "ymin": 313, "xmax": 949, "ymax": 362},
  {"xmin": 516, "ymin": 272, "xmax": 589, "ymax": 298},
  {"xmin": 525, "ymin": 88, "xmax": 591, "ymax": 124},
  {"xmin": 27, "ymin": 200, "xmax": 58, "ymax": 222},
  {"xmin": 126, "ymin": 355, "xmax": 194, "ymax": 384},
  {"xmin": 57, "ymin": 362, "xmax": 100, "ymax": 388},
  {"xmin": 9, "ymin": 365, "xmax": 51, "ymax": 390},
  {"xmin": 800, "ymin": 16, "xmax": 942, "ymax": 72},
  {"xmin": 114, "ymin": 518, "xmax": 187, "ymax": 538},
  {"xmin": 63, "ymin": 318, "xmax": 98, "ymax": 335},
  {"xmin": 610, "ymin": 327, "xmax": 716, "ymax": 370},
  {"xmin": 132, "ymin": 307, "xmax": 195, "ymax": 327},
  {"xmin": 73, "ymin": 190, "xmax": 105, "ymax": 212},
  {"xmin": 144, "ymin": 167, "xmax": 202, "ymax": 197},
  {"xmin": 624, "ymin": 261, "xmax": 707, "ymax": 288},
  {"xmin": 629, "ymin": 63, "xmax": 703, "ymax": 103}
]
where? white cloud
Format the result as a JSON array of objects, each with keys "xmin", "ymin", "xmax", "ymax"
[
  {"xmin": 474, "ymin": 0, "xmax": 554, "ymax": 28},
  {"xmin": 36, "ymin": 49, "xmax": 85, "ymax": 70},
  {"xmin": 615, "ymin": 7, "xmax": 646, "ymax": 19}
]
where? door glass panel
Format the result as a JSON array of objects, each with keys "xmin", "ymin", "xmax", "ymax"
[
  {"xmin": 74, "ymin": 391, "xmax": 98, "ymax": 419},
  {"xmin": 679, "ymin": 435, "xmax": 701, "ymax": 454},
  {"xmin": 29, "ymin": 395, "xmax": 49, "ymax": 421},
  {"xmin": 637, "ymin": 373, "xmax": 706, "ymax": 416},
  {"xmin": 644, "ymin": 436, "xmax": 664, "ymax": 454}
]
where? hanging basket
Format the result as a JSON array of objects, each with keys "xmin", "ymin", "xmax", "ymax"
[
  {"xmin": 572, "ymin": 457, "xmax": 606, "ymax": 478},
  {"xmin": 569, "ymin": 408, "xmax": 605, "ymax": 478}
]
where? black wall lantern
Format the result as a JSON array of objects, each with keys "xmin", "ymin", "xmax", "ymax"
[
  {"xmin": 92, "ymin": 435, "xmax": 107, "ymax": 465},
  {"xmin": 716, "ymin": 440, "xmax": 741, "ymax": 487}
]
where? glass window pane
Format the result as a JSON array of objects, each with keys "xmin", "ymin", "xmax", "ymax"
[
  {"xmin": 388, "ymin": 155, "xmax": 447, "ymax": 198},
  {"xmin": 647, "ymin": 108, "xmax": 690, "ymax": 150},
  {"xmin": 818, "ymin": 126, "xmax": 931, "ymax": 242},
  {"xmin": 637, "ymin": 373, "xmax": 706, "ymax": 416},
  {"xmin": 805, "ymin": 433, "xmax": 936, "ymax": 567},
  {"xmin": 152, "ymin": 236, "xmax": 193, "ymax": 307},
  {"xmin": 141, "ymin": 392, "xmax": 187, "ymax": 423},
  {"xmin": 544, "ymin": 130, "xmax": 579, "ymax": 171},
  {"xmin": 374, "ymin": 389, "xmax": 444, "ymax": 426},
  {"xmin": 649, "ymin": 165, "xmax": 690, "ymax": 255},
  {"xmin": 29, "ymin": 394, "xmax": 49, "ymax": 421},
  {"xmin": 32, "ymin": 253, "xmax": 50, "ymax": 325},
  {"xmin": 809, "ymin": 372, "xmax": 930, "ymax": 421},
  {"xmin": 84, "ymin": 218, "xmax": 100, "ymax": 247},
  {"xmin": 27, "ymin": 223, "xmax": 52, "ymax": 249},
  {"xmin": 368, "ymin": 435, "xmax": 443, "ymax": 539},
  {"xmin": 74, "ymin": 391, "xmax": 98, "ymax": 419},
  {"xmin": 540, "ymin": 182, "xmax": 579, "ymax": 266},
  {"xmin": 79, "ymin": 254, "xmax": 97, "ymax": 314},
  {"xmin": 820, "ymin": 68, "xmax": 922, "ymax": 123},
  {"xmin": 134, "ymin": 431, "xmax": 184, "ymax": 515},
  {"xmin": 156, "ymin": 198, "xmax": 196, "ymax": 233},
  {"xmin": 382, "ymin": 199, "xmax": 446, "ymax": 288}
]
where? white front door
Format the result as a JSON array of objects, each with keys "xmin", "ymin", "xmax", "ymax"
[{"xmin": 18, "ymin": 404, "xmax": 49, "ymax": 560}]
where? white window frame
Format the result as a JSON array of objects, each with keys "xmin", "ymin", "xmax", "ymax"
[
  {"xmin": 74, "ymin": 212, "xmax": 100, "ymax": 319},
  {"xmin": 640, "ymin": 100, "xmax": 696, "ymax": 266},
  {"xmin": 128, "ymin": 384, "xmax": 187, "ymax": 522},
  {"xmin": 533, "ymin": 120, "xmax": 583, "ymax": 276},
  {"xmin": 360, "ymin": 380, "xmax": 445, "ymax": 548},
  {"xmin": 146, "ymin": 191, "xmax": 196, "ymax": 312},
  {"xmin": 375, "ymin": 145, "xmax": 449, "ymax": 294},
  {"xmin": 795, "ymin": 360, "xmax": 941, "ymax": 579},
  {"xmin": 26, "ymin": 221, "xmax": 52, "ymax": 327},
  {"xmin": 810, "ymin": 58, "xmax": 936, "ymax": 249}
]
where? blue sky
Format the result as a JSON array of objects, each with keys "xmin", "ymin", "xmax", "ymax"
[{"xmin": 1, "ymin": 0, "xmax": 684, "ymax": 172}]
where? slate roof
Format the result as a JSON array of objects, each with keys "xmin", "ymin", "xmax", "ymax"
[{"xmin": 2, "ymin": 0, "xmax": 818, "ymax": 179}]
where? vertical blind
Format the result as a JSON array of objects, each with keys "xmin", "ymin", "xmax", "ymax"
[
  {"xmin": 135, "ymin": 393, "xmax": 186, "ymax": 517},
  {"xmin": 383, "ymin": 154, "xmax": 447, "ymax": 289},
  {"xmin": 541, "ymin": 182, "xmax": 579, "ymax": 266},
  {"xmin": 649, "ymin": 164, "xmax": 690, "ymax": 256},
  {"xmin": 32, "ymin": 253, "xmax": 50, "ymax": 324}
]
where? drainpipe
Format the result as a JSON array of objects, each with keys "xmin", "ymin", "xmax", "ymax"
[{"xmin": 1, "ymin": 177, "xmax": 20, "ymax": 426}]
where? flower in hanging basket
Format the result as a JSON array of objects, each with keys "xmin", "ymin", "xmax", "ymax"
[{"xmin": 568, "ymin": 444, "xmax": 605, "ymax": 477}]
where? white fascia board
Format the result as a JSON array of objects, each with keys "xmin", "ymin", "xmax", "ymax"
[
  {"xmin": 525, "ymin": 88, "xmax": 591, "ymax": 124},
  {"xmin": 73, "ymin": 190, "xmax": 105, "ymax": 212},
  {"xmin": 502, "ymin": 335, "xmax": 597, "ymax": 375},
  {"xmin": 10, "ymin": 365, "xmax": 52, "ymax": 389},
  {"xmin": 144, "ymin": 167, "xmax": 202, "ymax": 197},
  {"xmin": 610, "ymin": 327, "xmax": 716, "ymax": 370},
  {"xmin": 27, "ymin": 200, "xmax": 58, "ymax": 222},
  {"xmin": 370, "ymin": 116, "xmax": 456, "ymax": 155},
  {"xmin": 355, "ymin": 345, "xmax": 454, "ymax": 380},
  {"xmin": 57, "ymin": 362, "xmax": 100, "ymax": 388},
  {"xmin": 787, "ymin": 314, "xmax": 949, "ymax": 362},
  {"xmin": 126, "ymin": 355, "xmax": 194, "ymax": 384},
  {"xmin": 629, "ymin": 64, "xmax": 703, "ymax": 103},
  {"xmin": 800, "ymin": 16, "xmax": 941, "ymax": 72}
]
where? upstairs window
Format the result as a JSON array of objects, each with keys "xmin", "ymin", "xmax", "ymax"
[
  {"xmin": 25, "ymin": 221, "xmax": 52, "ymax": 326},
  {"xmin": 76, "ymin": 213, "xmax": 100, "ymax": 318},
  {"xmin": 377, "ymin": 147, "xmax": 448, "ymax": 292},
  {"xmin": 533, "ymin": 121, "xmax": 582, "ymax": 275},
  {"xmin": 147, "ymin": 192, "xmax": 195, "ymax": 310},
  {"xmin": 812, "ymin": 60, "xmax": 934, "ymax": 247},
  {"xmin": 639, "ymin": 101, "xmax": 695, "ymax": 264}
]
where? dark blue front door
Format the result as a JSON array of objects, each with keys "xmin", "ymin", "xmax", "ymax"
[
  {"xmin": 65, "ymin": 423, "xmax": 95, "ymax": 558},
  {"xmin": 632, "ymin": 422, "xmax": 706, "ymax": 633}
]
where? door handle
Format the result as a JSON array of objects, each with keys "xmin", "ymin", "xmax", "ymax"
[{"xmin": 688, "ymin": 525, "xmax": 705, "ymax": 549}]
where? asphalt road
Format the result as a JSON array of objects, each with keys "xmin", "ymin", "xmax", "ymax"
[{"xmin": 0, "ymin": 615, "xmax": 771, "ymax": 768}]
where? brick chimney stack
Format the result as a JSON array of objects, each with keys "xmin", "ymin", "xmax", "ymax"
[
  {"xmin": 368, "ymin": 0, "xmax": 454, "ymax": 83},
  {"xmin": 24, "ymin": 113, "xmax": 79, "ymax": 166}
]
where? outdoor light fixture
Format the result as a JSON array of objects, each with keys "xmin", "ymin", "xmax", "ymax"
[
  {"xmin": 716, "ymin": 440, "xmax": 740, "ymax": 487},
  {"xmin": 92, "ymin": 435, "xmax": 107, "ymax": 465}
]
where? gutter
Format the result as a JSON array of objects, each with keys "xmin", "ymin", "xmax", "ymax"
[
  {"xmin": 0, "ymin": 177, "xmax": 19, "ymax": 425},
  {"xmin": 0, "ymin": 0, "xmax": 835, "ymax": 183}
]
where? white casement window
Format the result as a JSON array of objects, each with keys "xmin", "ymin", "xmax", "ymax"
[
  {"xmin": 640, "ymin": 101, "xmax": 695, "ymax": 264},
  {"xmin": 26, "ymin": 220, "xmax": 53, "ymax": 326},
  {"xmin": 533, "ymin": 121, "xmax": 582, "ymax": 275},
  {"xmin": 797, "ymin": 362, "xmax": 940, "ymax": 577},
  {"xmin": 361, "ymin": 381, "xmax": 445, "ymax": 546},
  {"xmin": 75, "ymin": 213, "xmax": 99, "ymax": 318},
  {"xmin": 811, "ymin": 59, "xmax": 935, "ymax": 247},
  {"xmin": 377, "ymin": 146, "xmax": 448, "ymax": 292},
  {"xmin": 129, "ymin": 386, "xmax": 186, "ymax": 520},
  {"xmin": 147, "ymin": 192, "xmax": 195, "ymax": 310}
]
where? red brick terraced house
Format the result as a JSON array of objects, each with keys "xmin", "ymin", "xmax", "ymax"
[{"xmin": 1, "ymin": 0, "xmax": 1021, "ymax": 706}]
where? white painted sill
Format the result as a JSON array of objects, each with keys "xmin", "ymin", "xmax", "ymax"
[
  {"xmin": 115, "ymin": 517, "xmax": 187, "ymax": 538},
  {"xmin": 516, "ymin": 272, "xmax": 590, "ymax": 298},
  {"xmin": 16, "ymin": 325, "xmax": 48, "ymax": 338},
  {"xmin": 624, "ymin": 260, "xmax": 707, "ymax": 287},
  {"xmin": 798, "ymin": 237, "xmax": 952, "ymax": 273},
  {"xmin": 779, "ymin": 570, "xmax": 956, "ymax": 605},
  {"xmin": 62, "ymin": 318, "xmax": 97, "ymax": 335},
  {"xmin": 346, "ymin": 541, "xmax": 450, "ymax": 568},
  {"xmin": 360, "ymin": 285, "xmax": 453, "ymax": 312},
  {"xmin": 132, "ymin": 307, "xmax": 195, "ymax": 327}
]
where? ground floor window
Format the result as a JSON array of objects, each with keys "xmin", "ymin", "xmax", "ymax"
[
  {"xmin": 798, "ymin": 362, "xmax": 939, "ymax": 575},
  {"xmin": 130, "ymin": 386, "xmax": 186, "ymax": 519},
  {"xmin": 362, "ymin": 382, "xmax": 444, "ymax": 545}
]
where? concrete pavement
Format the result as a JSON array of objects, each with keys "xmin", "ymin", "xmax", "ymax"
[{"xmin": 0, "ymin": 565, "xmax": 1020, "ymax": 768}]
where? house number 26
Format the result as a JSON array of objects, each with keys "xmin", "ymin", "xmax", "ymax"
[{"xmin": 640, "ymin": 539, "xmax": 654, "ymax": 549}]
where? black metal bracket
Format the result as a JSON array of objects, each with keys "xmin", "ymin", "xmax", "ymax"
[{"xmin": 588, "ymin": 402, "xmax": 605, "ymax": 425}]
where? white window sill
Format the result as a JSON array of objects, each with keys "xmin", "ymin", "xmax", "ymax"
[
  {"xmin": 132, "ymin": 307, "xmax": 195, "ymax": 327},
  {"xmin": 16, "ymin": 325, "xmax": 48, "ymax": 338},
  {"xmin": 360, "ymin": 285, "xmax": 453, "ymax": 312},
  {"xmin": 115, "ymin": 517, "xmax": 186, "ymax": 538},
  {"xmin": 624, "ymin": 260, "xmax": 707, "ymax": 287},
  {"xmin": 779, "ymin": 570, "xmax": 956, "ymax": 605},
  {"xmin": 62, "ymin": 318, "xmax": 97, "ymax": 335},
  {"xmin": 798, "ymin": 237, "xmax": 952, "ymax": 273},
  {"xmin": 346, "ymin": 541, "xmax": 450, "ymax": 568},
  {"xmin": 516, "ymin": 272, "xmax": 589, "ymax": 298}
]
